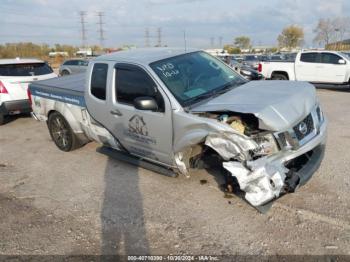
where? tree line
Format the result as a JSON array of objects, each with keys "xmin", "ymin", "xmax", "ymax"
[
  {"xmin": 0, "ymin": 43, "xmax": 105, "ymax": 59},
  {"xmin": 224, "ymin": 16, "xmax": 350, "ymax": 54}
]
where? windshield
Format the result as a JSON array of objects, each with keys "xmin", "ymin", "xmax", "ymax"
[
  {"xmin": 0, "ymin": 63, "xmax": 53, "ymax": 76},
  {"xmin": 150, "ymin": 51, "xmax": 246, "ymax": 107}
]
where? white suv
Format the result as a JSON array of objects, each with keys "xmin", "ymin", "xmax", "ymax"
[{"xmin": 0, "ymin": 58, "xmax": 57, "ymax": 124}]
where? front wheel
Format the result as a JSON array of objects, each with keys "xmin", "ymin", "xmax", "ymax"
[
  {"xmin": 271, "ymin": 73, "xmax": 288, "ymax": 80},
  {"xmin": 48, "ymin": 112, "xmax": 79, "ymax": 152}
]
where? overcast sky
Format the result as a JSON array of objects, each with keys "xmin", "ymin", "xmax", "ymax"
[{"xmin": 1, "ymin": 0, "xmax": 350, "ymax": 48}]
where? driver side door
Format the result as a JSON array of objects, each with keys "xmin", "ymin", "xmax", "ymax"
[{"xmin": 108, "ymin": 63, "xmax": 174, "ymax": 165}]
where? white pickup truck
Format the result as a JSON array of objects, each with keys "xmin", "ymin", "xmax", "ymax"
[
  {"xmin": 259, "ymin": 50, "xmax": 350, "ymax": 86},
  {"xmin": 28, "ymin": 48, "xmax": 327, "ymax": 211}
]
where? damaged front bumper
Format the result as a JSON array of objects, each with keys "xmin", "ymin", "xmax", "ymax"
[{"xmin": 223, "ymin": 117, "xmax": 327, "ymax": 207}]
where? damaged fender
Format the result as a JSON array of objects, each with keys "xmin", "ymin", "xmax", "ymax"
[{"xmin": 204, "ymin": 132, "xmax": 257, "ymax": 161}]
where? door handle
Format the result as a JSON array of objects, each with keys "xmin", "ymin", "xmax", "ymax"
[{"xmin": 110, "ymin": 109, "xmax": 123, "ymax": 116}]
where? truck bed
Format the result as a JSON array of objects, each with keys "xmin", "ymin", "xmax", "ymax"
[{"xmin": 29, "ymin": 73, "xmax": 86, "ymax": 107}]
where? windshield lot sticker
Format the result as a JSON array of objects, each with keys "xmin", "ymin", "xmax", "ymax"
[
  {"xmin": 125, "ymin": 115, "xmax": 157, "ymax": 145},
  {"xmin": 184, "ymin": 88, "xmax": 206, "ymax": 98},
  {"xmin": 156, "ymin": 63, "xmax": 179, "ymax": 78}
]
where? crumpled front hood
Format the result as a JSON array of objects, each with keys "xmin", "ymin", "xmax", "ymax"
[{"xmin": 191, "ymin": 80, "xmax": 317, "ymax": 131}]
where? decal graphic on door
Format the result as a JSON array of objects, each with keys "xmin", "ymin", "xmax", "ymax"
[
  {"xmin": 125, "ymin": 115, "xmax": 157, "ymax": 145},
  {"xmin": 129, "ymin": 115, "xmax": 148, "ymax": 136}
]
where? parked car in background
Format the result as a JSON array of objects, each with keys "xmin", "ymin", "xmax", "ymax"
[
  {"xmin": 230, "ymin": 59, "xmax": 263, "ymax": 80},
  {"xmin": 59, "ymin": 59, "xmax": 89, "ymax": 76},
  {"xmin": 242, "ymin": 55, "xmax": 260, "ymax": 69},
  {"xmin": 283, "ymin": 52, "xmax": 297, "ymax": 61},
  {"xmin": 259, "ymin": 51, "xmax": 350, "ymax": 87},
  {"xmin": 0, "ymin": 58, "xmax": 56, "ymax": 124},
  {"xmin": 342, "ymin": 52, "xmax": 350, "ymax": 59},
  {"xmin": 269, "ymin": 55, "xmax": 284, "ymax": 61},
  {"xmin": 259, "ymin": 55, "xmax": 269, "ymax": 62}
]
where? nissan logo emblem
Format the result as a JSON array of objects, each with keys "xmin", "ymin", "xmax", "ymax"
[{"xmin": 298, "ymin": 122, "xmax": 308, "ymax": 135}]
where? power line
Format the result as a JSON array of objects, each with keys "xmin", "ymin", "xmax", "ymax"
[
  {"xmin": 97, "ymin": 11, "xmax": 105, "ymax": 47},
  {"xmin": 2, "ymin": 21, "xmax": 79, "ymax": 29},
  {"xmin": 79, "ymin": 11, "xmax": 87, "ymax": 47}
]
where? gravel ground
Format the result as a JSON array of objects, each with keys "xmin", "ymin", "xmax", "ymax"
[{"xmin": 0, "ymin": 88, "xmax": 349, "ymax": 256}]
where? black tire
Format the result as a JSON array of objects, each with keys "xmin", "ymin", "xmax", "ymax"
[
  {"xmin": 271, "ymin": 73, "xmax": 288, "ymax": 80},
  {"xmin": 61, "ymin": 70, "xmax": 70, "ymax": 76},
  {"xmin": 0, "ymin": 113, "xmax": 5, "ymax": 125},
  {"xmin": 48, "ymin": 112, "xmax": 79, "ymax": 152}
]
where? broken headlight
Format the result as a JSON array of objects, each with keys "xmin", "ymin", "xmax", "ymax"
[{"xmin": 252, "ymin": 133, "xmax": 279, "ymax": 156}]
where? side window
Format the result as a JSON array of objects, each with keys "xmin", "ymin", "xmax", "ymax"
[
  {"xmin": 321, "ymin": 53, "xmax": 343, "ymax": 64},
  {"xmin": 64, "ymin": 60, "xmax": 73, "ymax": 66},
  {"xmin": 115, "ymin": 64, "xmax": 164, "ymax": 112},
  {"xmin": 90, "ymin": 63, "xmax": 108, "ymax": 100},
  {"xmin": 69, "ymin": 60, "xmax": 79, "ymax": 66},
  {"xmin": 300, "ymin": 53, "xmax": 320, "ymax": 63}
]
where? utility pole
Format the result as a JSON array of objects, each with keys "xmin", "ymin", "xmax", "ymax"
[
  {"xmin": 157, "ymin": 27, "xmax": 162, "ymax": 47},
  {"xmin": 145, "ymin": 28, "xmax": 150, "ymax": 47},
  {"xmin": 97, "ymin": 11, "xmax": 105, "ymax": 48},
  {"xmin": 79, "ymin": 11, "xmax": 87, "ymax": 48}
]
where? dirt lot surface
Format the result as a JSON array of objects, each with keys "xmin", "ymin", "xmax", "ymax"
[{"xmin": 0, "ymin": 88, "xmax": 349, "ymax": 256}]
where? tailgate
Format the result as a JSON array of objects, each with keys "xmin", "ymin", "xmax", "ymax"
[{"xmin": 1, "ymin": 73, "xmax": 57, "ymax": 101}]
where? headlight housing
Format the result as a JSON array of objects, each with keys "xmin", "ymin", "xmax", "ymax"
[{"xmin": 252, "ymin": 133, "xmax": 279, "ymax": 156}]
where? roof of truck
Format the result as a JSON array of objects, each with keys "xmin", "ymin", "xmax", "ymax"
[
  {"xmin": 0, "ymin": 58, "xmax": 44, "ymax": 65},
  {"xmin": 94, "ymin": 48, "xmax": 199, "ymax": 64}
]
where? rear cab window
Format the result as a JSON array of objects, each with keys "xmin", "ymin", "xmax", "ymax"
[
  {"xmin": 0, "ymin": 63, "xmax": 53, "ymax": 76},
  {"xmin": 300, "ymin": 53, "xmax": 321, "ymax": 63},
  {"xmin": 90, "ymin": 63, "xmax": 108, "ymax": 100}
]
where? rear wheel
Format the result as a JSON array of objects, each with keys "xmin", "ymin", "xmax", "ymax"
[
  {"xmin": 271, "ymin": 73, "xmax": 288, "ymax": 80},
  {"xmin": 48, "ymin": 112, "xmax": 78, "ymax": 151},
  {"xmin": 61, "ymin": 70, "xmax": 70, "ymax": 76}
]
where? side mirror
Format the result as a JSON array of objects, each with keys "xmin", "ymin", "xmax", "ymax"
[
  {"xmin": 134, "ymin": 97, "xmax": 158, "ymax": 111},
  {"xmin": 338, "ymin": 59, "xmax": 346, "ymax": 64}
]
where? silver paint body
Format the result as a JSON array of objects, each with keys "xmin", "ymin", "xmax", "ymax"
[{"xmin": 30, "ymin": 48, "xmax": 328, "ymax": 207}]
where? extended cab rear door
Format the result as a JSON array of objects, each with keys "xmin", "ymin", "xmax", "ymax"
[
  {"xmin": 85, "ymin": 62, "xmax": 174, "ymax": 166},
  {"xmin": 295, "ymin": 52, "xmax": 322, "ymax": 82}
]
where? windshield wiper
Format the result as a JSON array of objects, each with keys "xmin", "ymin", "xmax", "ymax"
[{"xmin": 184, "ymin": 81, "xmax": 240, "ymax": 108}]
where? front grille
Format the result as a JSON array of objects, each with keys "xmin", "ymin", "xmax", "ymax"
[{"xmin": 293, "ymin": 114, "xmax": 314, "ymax": 141}]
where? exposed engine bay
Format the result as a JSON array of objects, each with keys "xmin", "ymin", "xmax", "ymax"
[{"xmin": 178, "ymin": 110, "xmax": 325, "ymax": 209}]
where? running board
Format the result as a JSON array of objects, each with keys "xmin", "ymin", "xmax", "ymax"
[{"xmin": 97, "ymin": 146, "xmax": 178, "ymax": 178}]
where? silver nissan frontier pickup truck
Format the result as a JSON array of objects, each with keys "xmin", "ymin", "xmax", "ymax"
[{"xmin": 28, "ymin": 48, "xmax": 327, "ymax": 210}]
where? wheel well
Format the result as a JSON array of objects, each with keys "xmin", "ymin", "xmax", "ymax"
[
  {"xmin": 272, "ymin": 71, "xmax": 289, "ymax": 80},
  {"xmin": 47, "ymin": 110, "xmax": 57, "ymax": 120}
]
